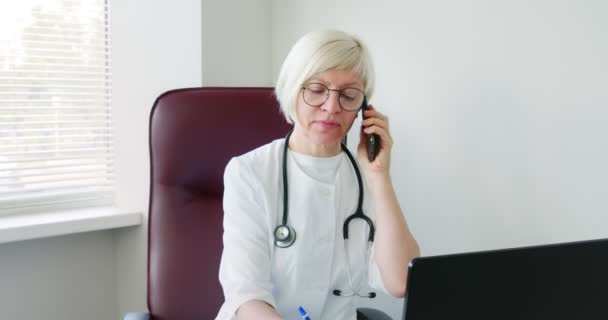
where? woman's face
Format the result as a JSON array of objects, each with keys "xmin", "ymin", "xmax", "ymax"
[{"xmin": 292, "ymin": 68, "xmax": 363, "ymax": 154}]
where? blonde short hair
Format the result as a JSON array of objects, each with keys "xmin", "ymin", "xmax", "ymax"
[{"xmin": 275, "ymin": 30, "xmax": 375, "ymax": 124}]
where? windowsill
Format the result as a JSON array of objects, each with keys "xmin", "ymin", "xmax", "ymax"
[{"xmin": 0, "ymin": 207, "xmax": 143, "ymax": 244}]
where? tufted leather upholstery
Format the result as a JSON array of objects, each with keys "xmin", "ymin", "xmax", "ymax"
[{"xmin": 147, "ymin": 87, "xmax": 291, "ymax": 320}]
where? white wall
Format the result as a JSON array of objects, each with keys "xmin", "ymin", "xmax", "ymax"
[
  {"xmin": 112, "ymin": 0, "xmax": 202, "ymax": 318},
  {"xmin": 0, "ymin": 231, "xmax": 117, "ymax": 320},
  {"xmin": 202, "ymin": 0, "xmax": 273, "ymax": 86},
  {"xmin": 112, "ymin": 0, "xmax": 275, "ymax": 317},
  {"xmin": 112, "ymin": 0, "xmax": 272, "ymax": 317},
  {"xmin": 113, "ymin": 0, "xmax": 275, "ymax": 317},
  {"xmin": 272, "ymin": 0, "xmax": 608, "ymax": 318}
]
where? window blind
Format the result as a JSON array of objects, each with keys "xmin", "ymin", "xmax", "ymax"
[{"xmin": 0, "ymin": 0, "xmax": 113, "ymax": 214}]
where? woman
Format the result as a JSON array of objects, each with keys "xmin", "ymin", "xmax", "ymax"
[{"xmin": 216, "ymin": 30, "xmax": 420, "ymax": 320}]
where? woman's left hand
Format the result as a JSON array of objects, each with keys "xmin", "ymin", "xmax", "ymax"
[{"xmin": 357, "ymin": 104, "xmax": 393, "ymax": 176}]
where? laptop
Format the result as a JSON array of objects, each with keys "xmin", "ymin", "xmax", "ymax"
[{"xmin": 403, "ymin": 238, "xmax": 608, "ymax": 320}]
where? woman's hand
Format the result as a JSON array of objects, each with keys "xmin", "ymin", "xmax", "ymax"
[{"xmin": 357, "ymin": 104, "xmax": 393, "ymax": 177}]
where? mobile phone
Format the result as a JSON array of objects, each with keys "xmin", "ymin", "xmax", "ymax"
[{"xmin": 361, "ymin": 97, "xmax": 380, "ymax": 162}]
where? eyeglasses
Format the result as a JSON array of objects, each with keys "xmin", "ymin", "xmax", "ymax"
[{"xmin": 301, "ymin": 83, "xmax": 366, "ymax": 112}]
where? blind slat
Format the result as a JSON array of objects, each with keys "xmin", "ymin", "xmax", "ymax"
[
  {"xmin": 31, "ymin": 10, "xmax": 106, "ymax": 18},
  {"xmin": 0, "ymin": 191, "xmax": 113, "ymax": 211},
  {"xmin": 15, "ymin": 40, "xmax": 108, "ymax": 51},
  {"xmin": 0, "ymin": 119, "xmax": 109, "ymax": 125},
  {"xmin": 0, "ymin": 69, "xmax": 111, "ymax": 76},
  {"xmin": 0, "ymin": 154, "xmax": 112, "ymax": 164},
  {"xmin": 21, "ymin": 23, "xmax": 106, "ymax": 34},
  {"xmin": 2, "ymin": 139, "xmax": 112, "ymax": 149},
  {"xmin": 0, "ymin": 61, "xmax": 110, "ymax": 69},
  {"xmin": 2, "ymin": 140, "xmax": 112, "ymax": 150},
  {"xmin": 0, "ymin": 126, "xmax": 110, "ymax": 134},
  {"xmin": 0, "ymin": 113, "xmax": 108, "ymax": 118},
  {"xmin": 0, "ymin": 92, "xmax": 108, "ymax": 97},
  {"xmin": 0, "ymin": 98, "xmax": 110, "ymax": 104},
  {"xmin": 3, "ymin": 181, "xmax": 114, "ymax": 190},
  {"xmin": 20, "ymin": 31, "xmax": 108, "ymax": 43},
  {"xmin": 2, "ymin": 146, "xmax": 112, "ymax": 156},
  {"xmin": 0, "ymin": 84, "xmax": 108, "ymax": 90},
  {"xmin": 0, "ymin": 131, "xmax": 110, "ymax": 137},
  {"xmin": 0, "ymin": 181, "xmax": 114, "ymax": 190},
  {"xmin": 1, "ymin": 54, "xmax": 107, "ymax": 63},
  {"xmin": 0, "ymin": 160, "xmax": 114, "ymax": 172},
  {"xmin": 0, "ymin": 76, "xmax": 106, "ymax": 83},
  {"xmin": 1, "ymin": 48, "xmax": 107, "ymax": 57},
  {"xmin": 0, "ymin": 184, "xmax": 113, "ymax": 198},
  {"xmin": 28, "ymin": 18, "xmax": 104, "ymax": 28},
  {"xmin": 2, "ymin": 167, "xmax": 114, "ymax": 182}
]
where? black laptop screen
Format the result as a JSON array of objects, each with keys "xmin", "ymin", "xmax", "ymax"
[{"xmin": 403, "ymin": 238, "xmax": 608, "ymax": 320}]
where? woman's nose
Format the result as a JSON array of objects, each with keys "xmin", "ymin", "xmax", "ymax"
[{"xmin": 321, "ymin": 91, "xmax": 342, "ymax": 113}]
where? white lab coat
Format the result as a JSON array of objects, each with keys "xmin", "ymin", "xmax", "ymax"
[{"xmin": 215, "ymin": 139, "xmax": 388, "ymax": 320}]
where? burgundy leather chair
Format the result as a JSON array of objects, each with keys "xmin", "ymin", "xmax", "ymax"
[{"xmin": 125, "ymin": 87, "xmax": 391, "ymax": 320}]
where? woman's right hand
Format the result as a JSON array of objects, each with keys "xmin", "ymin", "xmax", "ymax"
[{"xmin": 237, "ymin": 300, "xmax": 283, "ymax": 320}]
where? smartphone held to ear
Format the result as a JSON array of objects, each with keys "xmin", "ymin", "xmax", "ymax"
[{"xmin": 361, "ymin": 98, "xmax": 380, "ymax": 162}]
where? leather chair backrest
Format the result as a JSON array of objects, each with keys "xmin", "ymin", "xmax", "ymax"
[{"xmin": 148, "ymin": 87, "xmax": 292, "ymax": 319}]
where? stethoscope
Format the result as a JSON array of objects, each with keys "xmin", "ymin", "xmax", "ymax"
[{"xmin": 273, "ymin": 129, "xmax": 377, "ymax": 298}]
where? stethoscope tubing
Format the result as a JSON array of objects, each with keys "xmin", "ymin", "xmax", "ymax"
[
  {"xmin": 276, "ymin": 129, "xmax": 375, "ymax": 245},
  {"xmin": 274, "ymin": 129, "xmax": 377, "ymax": 298}
]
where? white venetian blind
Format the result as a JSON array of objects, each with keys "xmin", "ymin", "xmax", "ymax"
[{"xmin": 0, "ymin": 0, "xmax": 113, "ymax": 214}]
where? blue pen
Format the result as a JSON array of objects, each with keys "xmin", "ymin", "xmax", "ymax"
[{"xmin": 297, "ymin": 306, "xmax": 311, "ymax": 320}]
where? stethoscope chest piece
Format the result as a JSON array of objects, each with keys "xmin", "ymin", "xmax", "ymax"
[{"xmin": 274, "ymin": 224, "xmax": 296, "ymax": 248}]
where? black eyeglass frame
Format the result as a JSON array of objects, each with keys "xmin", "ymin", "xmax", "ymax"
[{"xmin": 301, "ymin": 83, "xmax": 366, "ymax": 112}]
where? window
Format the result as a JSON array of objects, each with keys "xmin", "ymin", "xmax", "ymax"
[{"xmin": 0, "ymin": 0, "xmax": 113, "ymax": 215}]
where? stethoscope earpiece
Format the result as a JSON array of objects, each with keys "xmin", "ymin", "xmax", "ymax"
[
  {"xmin": 274, "ymin": 224, "xmax": 296, "ymax": 248},
  {"xmin": 333, "ymin": 289, "xmax": 376, "ymax": 299}
]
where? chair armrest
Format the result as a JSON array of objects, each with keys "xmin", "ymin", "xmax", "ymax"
[
  {"xmin": 357, "ymin": 307, "xmax": 392, "ymax": 320},
  {"xmin": 123, "ymin": 312, "xmax": 150, "ymax": 320}
]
